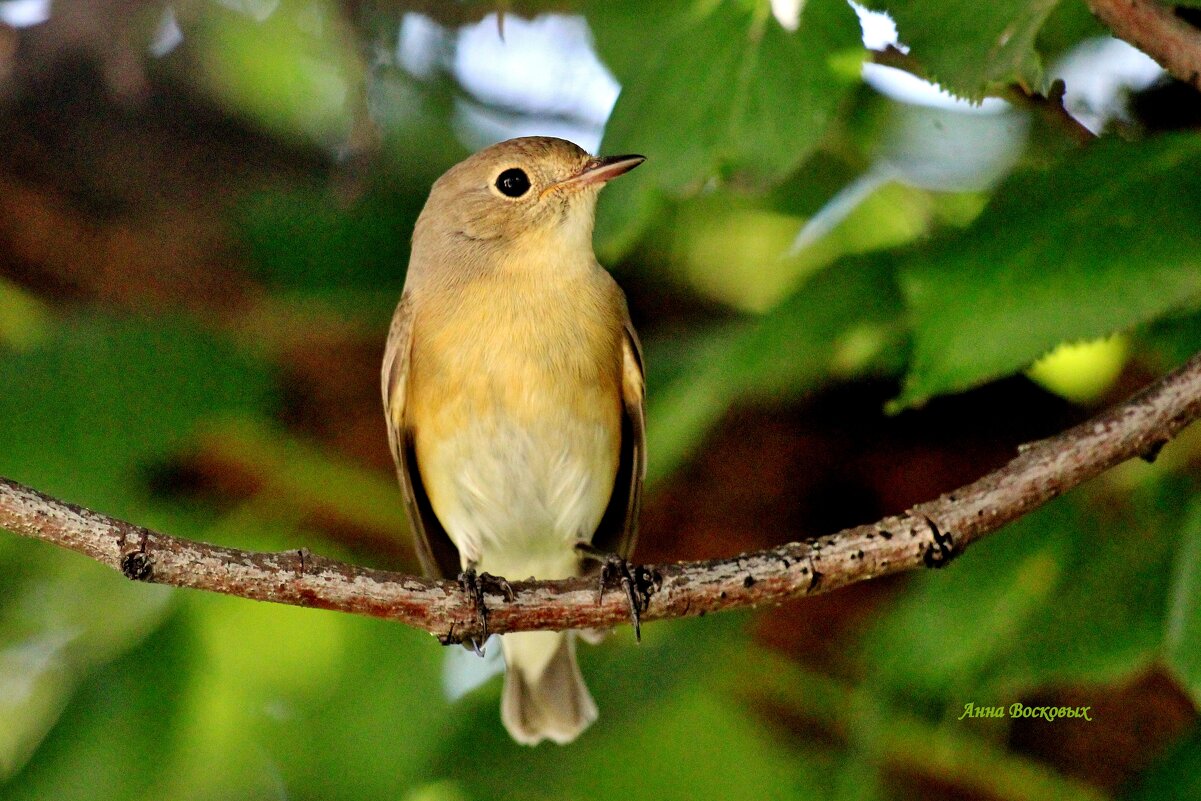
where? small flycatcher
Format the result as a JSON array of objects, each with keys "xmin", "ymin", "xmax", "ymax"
[{"xmin": 382, "ymin": 136, "xmax": 646, "ymax": 745}]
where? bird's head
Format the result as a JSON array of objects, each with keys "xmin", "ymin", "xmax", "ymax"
[{"xmin": 410, "ymin": 136, "xmax": 643, "ymax": 278}]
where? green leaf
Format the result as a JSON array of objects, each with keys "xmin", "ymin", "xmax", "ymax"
[
  {"xmin": 151, "ymin": 590, "xmax": 454, "ymax": 800},
  {"xmin": 0, "ymin": 611, "xmax": 191, "ymax": 801},
  {"xmin": 985, "ymin": 492, "xmax": 1179, "ymax": 692},
  {"xmin": 864, "ymin": 486, "xmax": 1185, "ymax": 701},
  {"xmin": 1165, "ymin": 500, "xmax": 1201, "ymax": 704},
  {"xmin": 897, "ymin": 134, "xmax": 1201, "ymax": 407},
  {"xmin": 0, "ymin": 278, "xmax": 51, "ymax": 352},
  {"xmin": 755, "ymin": 656, "xmax": 1106, "ymax": 801},
  {"xmin": 594, "ymin": 0, "xmax": 862, "ymax": 258},
  {"xmin": 1035, "ymin": 0, "xmax": 1107, "ymax": 63},
  {"xmin": 237, "ymin": 184, "xmax": 418, "ymax": 295},
  {"xmin": 861, "ymin": 0, "xmax": 1062, "ymax": 100},
  {"xmin": 0, "ymin": 544, "xmax": 173, "ymax": 782},
  {"xmin": 1139, "ymin": 308, "xmax": 1201, "ymax": 372},
  {"xmin": 189, "ymin": 0, "xmax": 364, "ymax": 145},
  {"xmin": 585, "ymin": 0, "xmax": 698, "ymax": 87},
  {"xmin": 862, "ymin": 496, "xmax": 1078, "ymax": 700},
  {"xmin": 0, "ymin": 315, "xmax": 275, "ymax": 514},
  {"xmin": 665, "ymin": 179, "xmax": 936, "ymax": 312},
  {"xmin": 1120, "ymin": 724, "xmax": 1201, "ymax": 801},
  {"xmin": 0, "ymin": 315, "xmax": 274, "ymax": 784},
  {"xmin": 433, "ymin": 617, "xmax": 839, "ymax": 801},
  {"xmin": 191, "ymin": 416, "xmax": 410, "ymax": 554},
  {"xmin": 646, "ymin": 255, "xmax": 907, "ymax": 485}
]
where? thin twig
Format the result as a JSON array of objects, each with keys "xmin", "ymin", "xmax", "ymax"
[
  {"xmin": 3, "ymin": 350, "xmax": 1201, "ymax": 644},
  {"xmin": 1088, "ymin": 0, "xmax": 1201, "ymax": 91},
  {"xmin": 1000, "ymin": 79, "xmax": 1097, "ymax": 145}
]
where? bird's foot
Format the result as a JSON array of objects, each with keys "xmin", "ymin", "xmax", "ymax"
[
  {"xmin": 456, "ymin": 568, "xmax": 516, "ymax": 656},
  {"xmin": 457, "ymin": 567, "xmax": 488, "ymax": 656},
  {"xmin": 574, "ymin": 541, "xmax": 656, "ymax": 643},
  {"xmin": 478, "ymin": 571, "xmax": 516, "ymax": 602}
]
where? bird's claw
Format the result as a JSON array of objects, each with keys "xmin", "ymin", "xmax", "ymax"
[
  {"xmin": 456, "ymin": 568, "xmax": 516, "ymax": 656},
  {"xmin": 457, "ymin": 567, "xmax": 489, "ymax": 655},
  {"xmin": 575, "ymin": 541, "xmax": 655, "ymax": 642},
  {"xmin": 479, "ymin": 571, "xmax": 516, "ymax": 602},
  {"xmin": 602, "ymin": 556, "xmax": 655, "ymax": 642}
]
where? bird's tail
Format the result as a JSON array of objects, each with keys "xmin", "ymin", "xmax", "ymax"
[{"xmin": 500, "ymin": 630, "xmax": 597, "ymax": 745}]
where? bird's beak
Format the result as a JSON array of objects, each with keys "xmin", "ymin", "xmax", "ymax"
[{"xmin": 549, "ymin": 154, "xmax": 646, "ymax": 194}]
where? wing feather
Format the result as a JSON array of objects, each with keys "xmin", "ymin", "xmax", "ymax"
[
  {"xmin": 382, "ymin": 293, "xmax": 462, "ymax": 578},
  {"xmin": 591, "ymin": 313, "xmax": 646, "ymax": 558}
]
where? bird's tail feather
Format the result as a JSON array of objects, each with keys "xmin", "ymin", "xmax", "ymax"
[{"xmin": 500, "ymin": 631, "xmax": 597, "ymax": 745}]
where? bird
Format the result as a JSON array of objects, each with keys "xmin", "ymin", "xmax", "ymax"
[{"xmin": 381, "ymin": 136, "xmax": 646, "ymax": 745}]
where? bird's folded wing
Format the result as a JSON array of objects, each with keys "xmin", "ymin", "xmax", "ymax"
[
  {"xmin": 592, "ymin": 314, "xmax": 646, "ymax": 559},
  {"xmin": 382, "ymin": 292, "xmax": 462, "ymax": 579}
]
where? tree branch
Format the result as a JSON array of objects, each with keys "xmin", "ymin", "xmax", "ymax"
[
  {"xmin": 1088, "ymin": 0, "xmax": 1201, "ymax": 91},
  {"xmin": 3, "ymin": 350, "xmax": 1201, "ymax": 644}
]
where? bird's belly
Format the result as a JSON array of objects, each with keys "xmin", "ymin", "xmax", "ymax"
[
  {"xmin": 411, "ymin": 349, "xmax": 621, "ymax": 580},
  {"xmin": 408, "ymin": 273, "xmax": 624, "ymax": 580},
  {"xmin": 419, "ymin": 410, "xmax": 618, "ymax": 580}
]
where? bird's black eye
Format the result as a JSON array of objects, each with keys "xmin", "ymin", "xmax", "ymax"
[{"xmin": 495, "ymin": 168, "xmax": 531, "ymax": 198}]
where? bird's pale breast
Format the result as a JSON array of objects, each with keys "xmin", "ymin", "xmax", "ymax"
[{"xmin": 408, "ymin": 267, "xmax": 623, "ymax": 580}]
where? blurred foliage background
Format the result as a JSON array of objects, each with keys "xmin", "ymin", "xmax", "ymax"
[{"xmin": 0, "ymin": 0, "xmax": 1200, "ymax": 798}]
